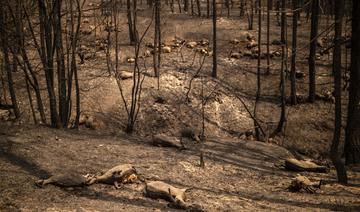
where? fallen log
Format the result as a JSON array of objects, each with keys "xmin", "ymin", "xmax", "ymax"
[
  {"xmin": 285, "ymin": 158, "xmax": 329, "ymax": 173},
  {"xmin": 87, "ymin": 164, "xmax": 138, "ymax": 188}
]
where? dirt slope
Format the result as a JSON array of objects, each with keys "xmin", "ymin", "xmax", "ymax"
[{"xmin": 0, "ymin": 124, "xmax": 359, "ymax": 211}]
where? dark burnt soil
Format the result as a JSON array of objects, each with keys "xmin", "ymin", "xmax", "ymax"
[
  {"xmin": 1, "ymin": 1, "xmax": 359, "ymax": 211},
  {"xmin": 0, "ymin": 124, "xmax": 359, "ymax": 211}
]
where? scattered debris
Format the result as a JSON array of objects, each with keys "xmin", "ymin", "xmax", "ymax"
[
  {"xmin": 179, "ymin": 128, "xmax": 202, "ymax": 149},
  {"xmin": 196, "ymin": 47, "xmax": 211, "ymax": 56},
  {"xmin": 272, "ymin": 50, "xmax": 281, "ymax": 57},
  {"xmin": 154, "ymin": 95, "xmax": 166, "ymax": 104},
  {"xmin": 316, "ymin": 90, "xmax": 335, "ymax": 103},
  {"xmin": 172, "ymin": 37, "xmax": 185, "ymax": 48},
  {"xmin": 142, "ymin": 49, "xmax": 152, "ymax": 58},
  {"xmin": 85, "ymin": 116, "xmax": 105, "ymax": 130},
  {"xmin": 230, "ymin": 52, "xmax": 242, "ymax": 59},
  {"xmin": 286, "ymin": 93, "xmax": 308, "ymax": 104},
  {"xmin": 246, "ymin": 40, "xmax": 257, "ymax": 49},
  {"xmin": 272, "ymin": 39, "xmax": 282, "ymax": 45},
  {"xmin": 230, "ymin": 38, "xmax": 240, "ymax": 45},
  {"xmin": 243, "ymin": 50, "xmax": 253, "ymax": 57},
  {"xmin": 180, "ymin": 128, "xmax": 200, "ymax": 142},
  {"xmin": 127, "ymin": 57, "xmax": 135, "ymax": 63},
  {"xmin": 317, "ymin": 38, "xmax": 325, "ymax": 48},
  {"xmin": 162, "ymin": 46, "xmax": 172, "ymax": 53},
  {"xmin": 83, "ymin": 18, "xmax": 90, "ymax": 24},
  {"xmin": 241, "ymin": 32, "xmax": 254, "ymax": 41},
  {"xmin": 0, "ymin": 109, "xmax": 10, "ymax": 121},
  {"xmin": 295, "ymin": 70, "xmax": 306, "ymax": 79},
  {"xmin": 80, "ymin": 27, "xmax": 92, "ymax": 35},
  {"xmin": 186, "ymin": 41, "xmax": 198, "ymax": 49},
  {"xmin": 288, "ymin": 175, "xmax": 322, "ymax": 193},
  {"xmin": 251, "ymin": 52, "xmax": 266, "ymax": 59},
  {"xmin": 78, "ymin": 113, "xmax": 105, "ymax": 130},
  {"xmin": 197, "ymin": 38, "xmax": 209, "ymax": 46},
  {"xmin": 146, "ymin": 42, "xmax": 155, "ymax": 48}
]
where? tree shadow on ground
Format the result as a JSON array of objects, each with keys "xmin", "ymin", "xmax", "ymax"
[
  {"xmin": 166, "ymin": 179, "xmax": 360, "ymax": 211},
  {"xmin": 0, "ymin": 139, "xmax": 50, "ymax": 178}
]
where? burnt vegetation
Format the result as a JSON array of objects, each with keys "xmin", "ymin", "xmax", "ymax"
[{"xmin": 0, "ymin": 0, "xmax": 359, "ymax": 211}]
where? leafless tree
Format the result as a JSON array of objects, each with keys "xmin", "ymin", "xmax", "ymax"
[
  {"xmin": 254, "ymin": 0, "xmax": 262, "ymax": 140},
  {"xmin": 184, "ymin": 0, "xmax": 189, "ymax": 12},
  {"xmin": 8, "ymin": 1, "xmax": 47, "ymax": 123},
  {"xmin": 153, "ymin": 0, "xmax": 161, "ymax": 90},
  {"xmin": 207, "ymin": 0, "xmax": 210, "ymax": 18},
  {"xmin": 273, "ymin": 0, "xmax": 286, "ymax": 135},
  {"xmin": 266, "ymin": 0, "xmax": 271, "ymax": 75},
  {"xmin": 344, "ymin": 0, "xmax": 360, "ymax": 165},
  {"xmin": 247, "ymin": 0, "xmax": 254, "ymax": 30},
  {"xmin": 308, "ymin": 0, "xmax": 319, "ymax": 102},
  {"xmin": 0, "ymin": 8, "xmax": 20, "ymax": 119},
  {"xmin": 127, "ymin": 0, "xmax": 139, "ymax": 45},
  {"xmin": 331, "ymin": 0, "xmax": 347, "ymax": 184},
  {"xmin": 196, "ymin": 0, "xmax": 201, "ymax": 16},
  {"xmin": 212, "ymin": 0, "xmax": 217, "ymax": 78},
  {"xmin": 106, "ymin": 5, "xmax": 154, "ymax": 133},
  {"xmin": 240, "ymin": 0, "xmax": 245, "ymax": 17},
  {"xmin": 290, "ymin": 0, "xmax": 298, "ymax": 105}
]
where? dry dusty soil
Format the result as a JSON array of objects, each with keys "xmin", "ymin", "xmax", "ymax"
[{"xmin": 1, "ymin": 1, "xmax": 359, "ymax": 211}]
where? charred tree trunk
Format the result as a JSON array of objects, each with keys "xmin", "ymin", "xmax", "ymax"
[
  {"xmin": 207, "ymin": 0, "xmax": 210, "ymax": 18},
  {"xmin": 191, "ymin": 0, "xmax": 194, "ymax": 15},
  {"xmin": 54, "ymin": 0, "xmax": 67, "ymax": 126},
  {"xmin": 254, "ymin": 0, "xmax": 262, "ymax": 140},
  {"xmin": 266, "ymin": 0, "xmax": 271, "ymax": 75},
  {"xmin": 26, "ymin": 78, "xmax": 37, "ymax": 124},
  {"xmin": 0, "ymin": 18, "xmax": 20, "ymax": 119},
  {"xmin": 184, "ymin": 0, "xmax": 189, "ymax": 12},
  {"xmin": 178, "ymin": 0, "xmax": 182, "ymax": 13},
  {"xmin": 274, "ymin": 0, "xmax": 286, "ymax": 134},
  {"xmin": 290, "ymin": 0, "xmax": 298, "ymax": 105},
  {"xmin": 196, "ymin": 0, "xmax": 201, "ymax": 16},
  {"xmin": 154, "ymin": 0, "xmax": 161, "ymax": 80},
  {"xmin": 10, "ymin": 54, "xmax": 20, "ymax": 118},
  {"xmin": 240, "ymin": 0, "xmax": 245, "ymax": 17},
  {"xmin": 225, "ymin": 0, "xmax": 230, "ymax": 17},
  {"xmin": 248, "ymin": 0, "xmax": 254, "ymax": 30},
  {"xmin": 212, "ymin": 0, "xmax": 217, "ymax": 78},
  {"xmin": 127, "ymin": 0, "xmax": 136, "ymax": 45},
  {"xmin": 344, "ymin": 0, "xmax": 360, "ymax": 165},
  {"xmin": 268, "ymin": 0, "xmax": 273, "ymax": 10},
  {"xmin": 21, "ymin": 5, "xmax": 47, "ymax": 124},
  {"xmin": 38, "ymin": 0, "xmax": 60, "ymax": 128},
  {"xmin": 308, "ymin": 0, "xmax": 319, "ymax": 103},
  {"xmin": 276, "ymin": 0, "xmax": 280, "ymax": 25},
  {"xmin": 73, "ymin": 0, "xmax": 82, "ymax": 128},
  {"xmin": 170, "ymin": 0, "xmax": 174, "ymax": 13},
  {"xmin": 331, "ymin": 0, "xmax": 347, "ymax": 184}
]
